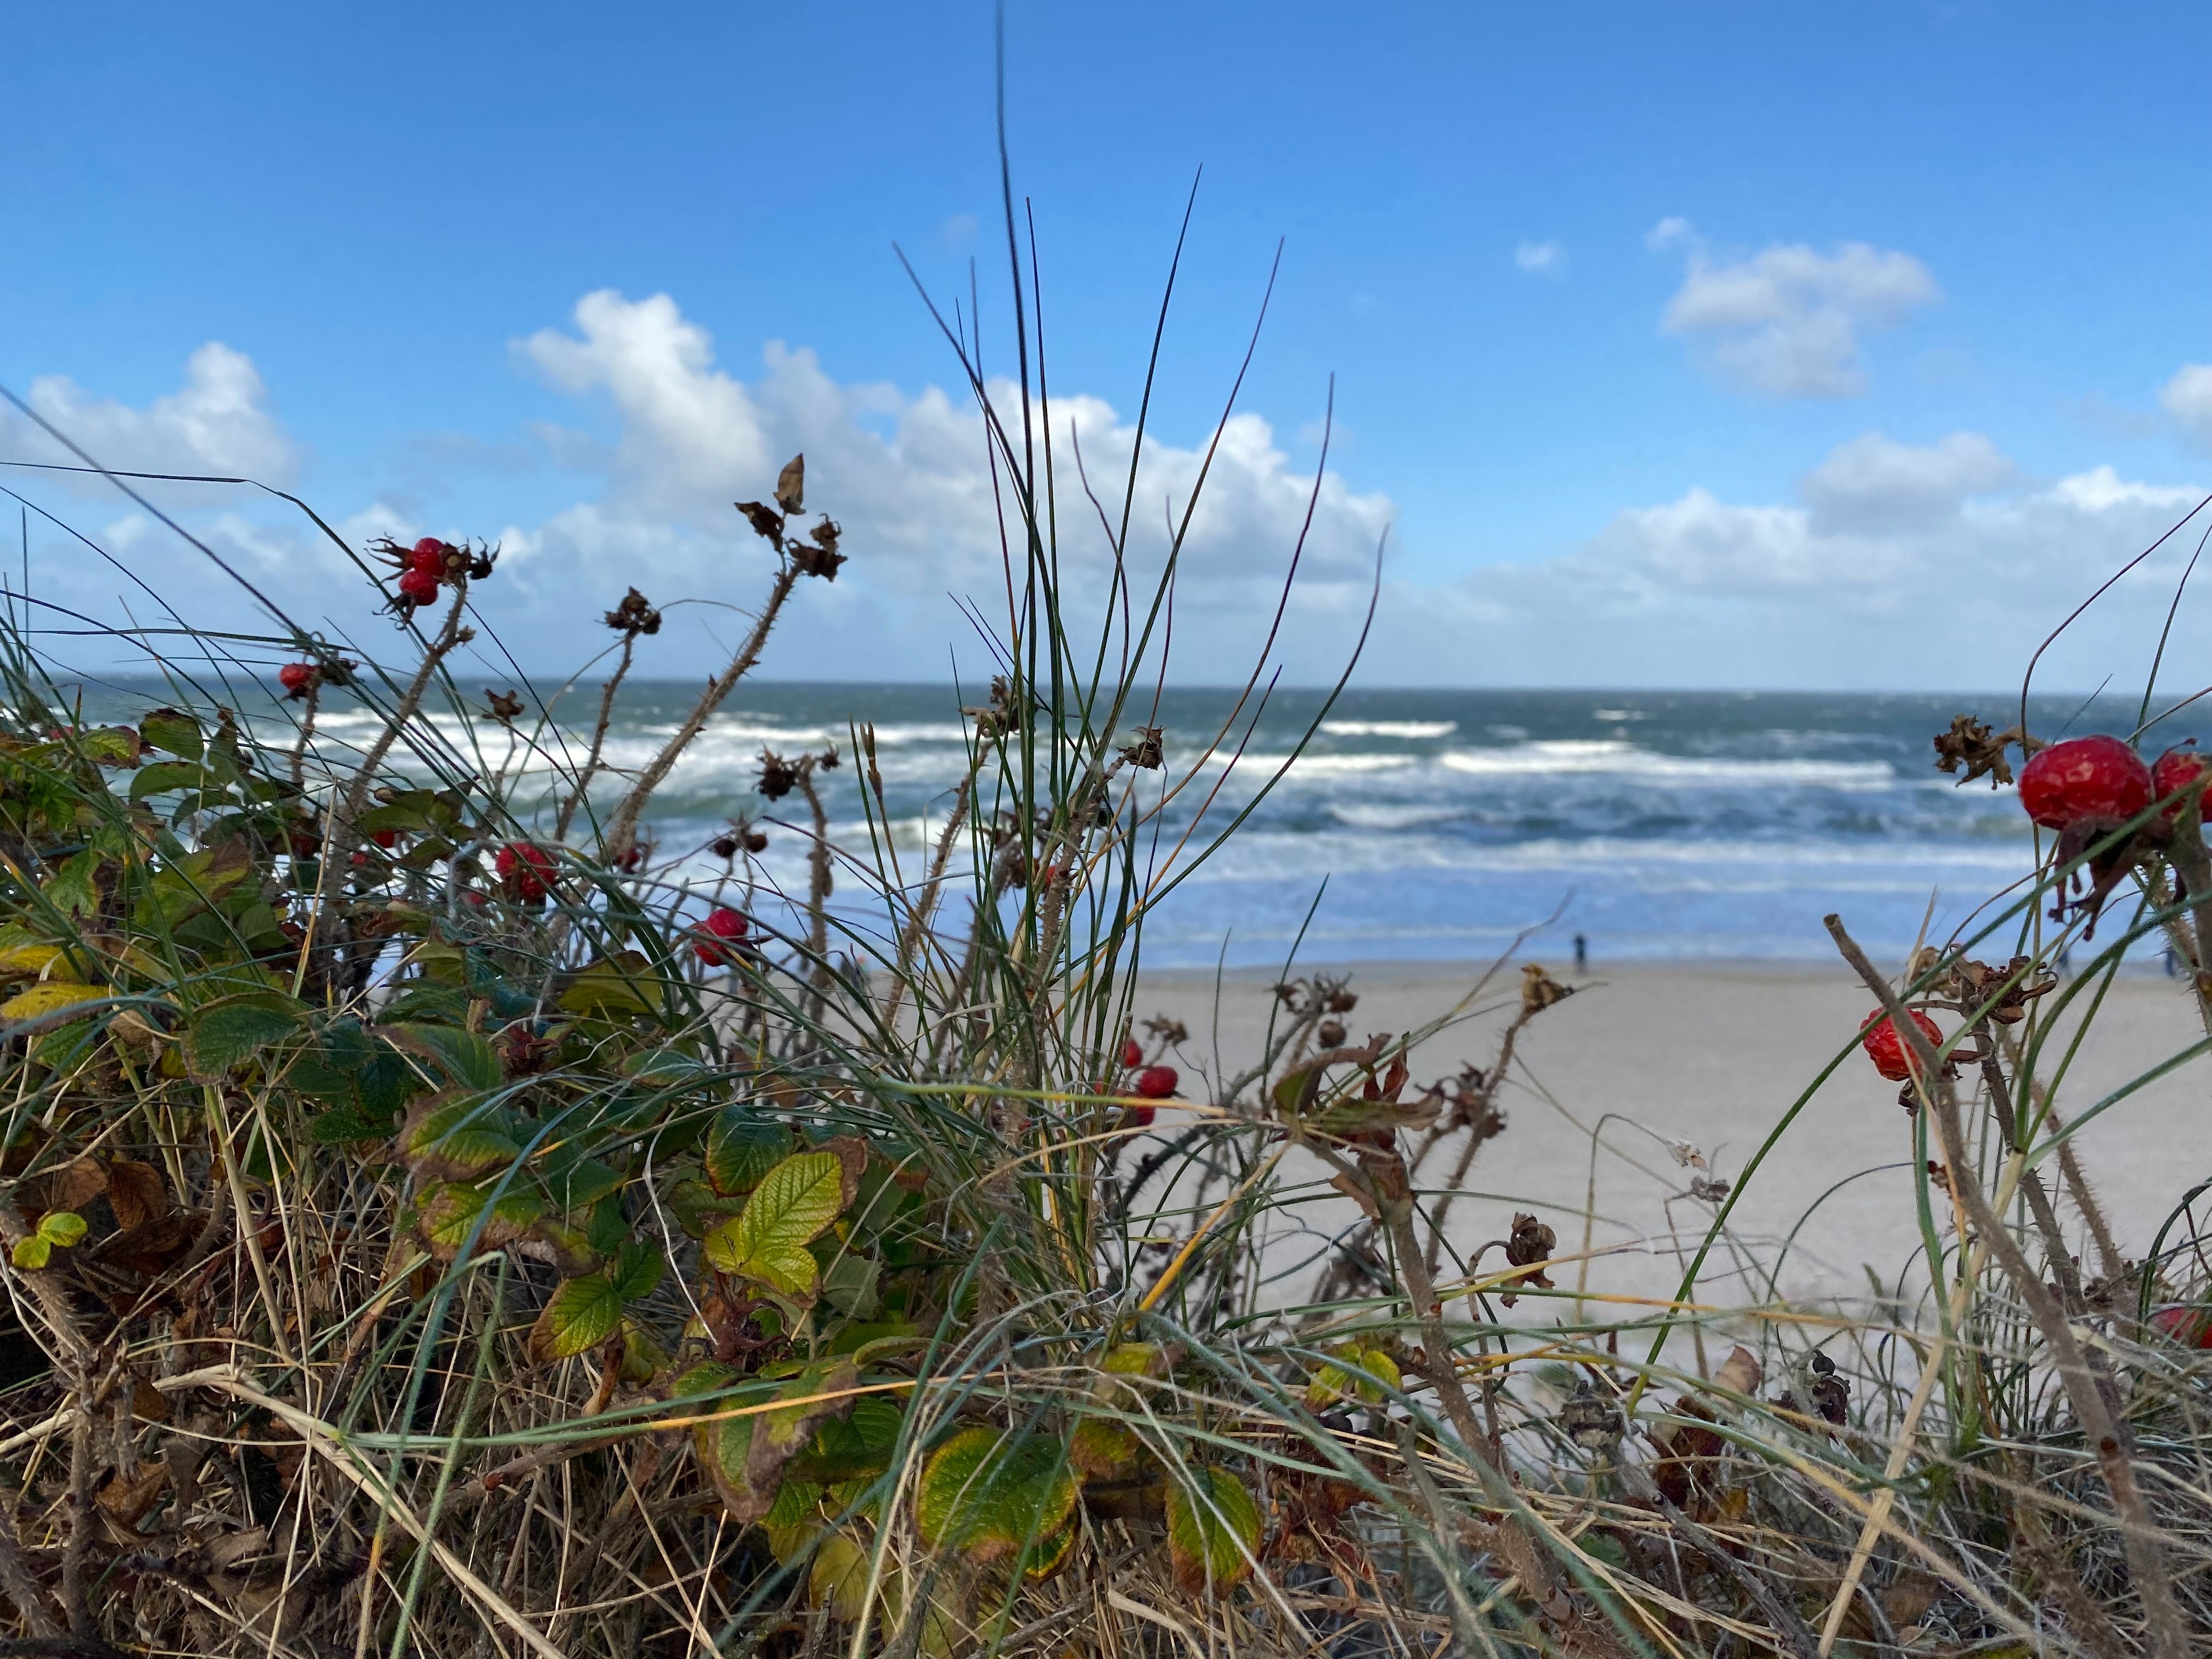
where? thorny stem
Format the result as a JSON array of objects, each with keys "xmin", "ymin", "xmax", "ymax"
[
  {"xmin": 883, "ymin": 775, "xmax": 970, "ymax": 1036},
  {"xmin": 602, "ymin": 564, "xmax": 800, "ymax": 862},
  {"xmin": 553, "ymin": 629, "xmax": 637, "ymax": 842},
  {"xmin": 794, "ymin": 763, "xmax": 834, "ymax": 1024},
  {"xmin": 286, "ymin": 678, "xmax": 320, "ymax": 789},
  {"xmin": 1828, "ymin": 913, "xmax": 2188, "ymax": 1659}
]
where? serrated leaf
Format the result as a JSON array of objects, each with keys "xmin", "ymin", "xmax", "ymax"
[
  {"xmin": 418, "ymin": 1182, "xmax": 544, "ymax": 1260},
  {"xmin": 608, "ymin": 1240, "xmax": 664, "ymax": 1301},
  {"xmin": 702, "ymin": 1148, "xmax": 855, "ymax": 1300},
  {"xmin": 1165, "ymin": 1466, "xmax": 1261, "ymax": 1594},
  {"xmin": 1304, "ymin": 1343, "xmax": 1401, "ymax": 1409},
  {"xmin": 10, "ymin": 1235, "xmax": 50, "ymax": 1270},
  {"xmin": 528, "ymin": 1273, "xmax": 624, "ymax": 1362},
  {"xmin": 758, "ymin": 1473, "xmax": 825, "ymax": 1565},
  {"xmin": 37, "ymin": 1210, "xmax": 87, "ymax": 1248},
  {"xmin": 1070, "ymin": 1418, "xmax": 1138, "ymax": 1478},
  {"xmin": 704, "ymin": 1107, "xmax": 792, "ymax": 1196},
  {"xmin": 808, "ymin": 1532, "xmax": 872, "ymax": 1620},
  {"xmin": 914, "ymin": 1427, "xmax": 1079, "ymax": 1564},
  {"xmin": 183, "ymin": 992, "xmax": 304, "ymax": 1080},
  {"xmin": 543, "ymin": 1155, "xmax": 625, "ymax": 1215},
  {"xmin": 382, "ymin": 1023, "xmax": 504, "ymax": 1090},
  {"xmin": 0, "ymin": 943, "xmax": 82, "ymax": 981},
  {"xmin": 792, "ymin": 1396, "xmax": 905, "ymax": 1483},
  {"xmin": 0, "ymin": 982, "xmax": 108, "ymax": 1025},
  {"xmin": 396, "ymin": 1092, "xmax": 521, "ymax": 1181},
  {"xmin": 139, "ymin": 708, "xmax": 203, "ymax": 759},
  {"xmin": 558, "ymin": 954, "xmax": 658, "ymax": 1017},
  {"xmin": 666, "ymin": 1178, "xmax": 738, "ymax": 1239},
  {"xmin": 129, "ymin": 760, "xmax": 212, "ymax": 802},
  {"xmin": 821, "ymin": 1253, "xmax": 879, "ymax": 1317}
]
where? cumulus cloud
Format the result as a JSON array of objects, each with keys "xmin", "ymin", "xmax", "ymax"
[
  {"xmin": 1322, "ymin": 433, "xmax": 2209, "ymax": 688},
  {"xmin": 496, "ymin": 290, "xmax": 1393, "ymax": 669},
  {"xmin": 1799, "ymin": 431, "xmax": 2014, "ymax": 533},
  {"xmin": 3, "ymin": 342, "xmax": 297, "ymax": 489},
  {"xmin": 1513, "ymin": 240, "xmax": 1566, "ymax": 276},
  {"xmin": 1657, "ymin": 229, "xmax": 1940, "ymax": 398},
  {"xmin": 2163, "ymin": 362, "xmax": 2212, "ymax": 449}
]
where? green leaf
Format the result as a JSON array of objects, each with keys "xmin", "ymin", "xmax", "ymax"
[
  {"xmin": 397, "ymin": 1093, "xmax": 522, "ymax": 1181},
  {"xmin": 609, "ymin": 1241, "xmax": 665, "ymax": 1302},
  {"xmin": 419, "ymin": 1182, "xmax": 544, "ymax": 1260},
  {"xmin": 1165, "ymin": 1466, "xmax": 1261, "ymax": 1594},
  {"xmin": 702, "ymin": 1149, "xmax": 855, "ymax": 1300},
  {"xmin": 130, "ymin": 759, "xmax": 214, "ymax": 801},
  {"xmin": 821, "ymin": 1253, "xmax": 879, "ymax": 1318},
  {"xmin": 382, "ymin": 1023, "xmax": 504, "ymax": 1091},
  {"xmin": 139, "ymin": 708, "xmax": 203, "ymax": 759},
  {"xmin": 528, "ymin": 1273, "xmax": 624, "ymax": 1363},
  {"xmin": 808, "ymin": 1532, "xmax": 873, "ymax": 1620},
  {"xmin": 543, "ymin": 1155, "xmax": 626, "ymax": 1215},
  {"xmin": 42, "ymin": 850, "xmax": 102, "ymax": 919},
  {"xmin": 10, "ymin": 1235, "xmax": 50, "ymax": 1271},
  {"xmin": 558, "ymin": 954, "xmax": 658, "ymax": 1017},
  {"xmin": 37, "ymin": 1210, "xmax": 87, "ymax": 1248},
  {"xmin": 666, "ymin": 1178, "xmax": 739, "ymax": 1239},
  {"xmin": 914, "ymin": 1427, "xmax": 1079, "ymax": 1564},
  {"xmin": 704, "ymin": 1107, "xmax": 792, "ymax": 1197},
  {"xmin": 793, "ymin": 1396, "xmax": 905, "ymax": 1483},
  {"xmin": 184, "ymin": 992, "xmax": 306, "ymax": 1080}
]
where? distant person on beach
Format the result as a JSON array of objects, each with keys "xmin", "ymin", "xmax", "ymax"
[{"xmin": 1574, "ymin": 933, "xmax": 1588, "ymax": 973}]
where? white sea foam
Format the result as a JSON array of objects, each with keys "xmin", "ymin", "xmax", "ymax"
[
  {"xmin": 1437, "ymin": 741, "xmax": 1891, "ymax": 788},
  {"xmin": 1318, "ymin": 719, "xmax": 1458, "ymax": 740}
]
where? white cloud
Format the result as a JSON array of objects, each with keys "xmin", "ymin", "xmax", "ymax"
[
  {"xmin": 1659, "ymin": 237, "xmax": 1940, "ymax": 398},
  {"xmin": 3, "ymin": 342, "xmax": 298, "ymax": 488},
  {"xmin": 1799, "ymin": 431, "xmax": 2014, "ymax": 532},
  {"xmin": 1320, "ymin": 435, "xmax": 2208, "ymax": 688},
  {"xmin": 1645, "ymin": 216, "xmax": 1692, "ymax": 252},
  {"xmin": 2162, "ymin": 362, "xmax": 2212, "ymax": 449},
  {"xmin": 1513, "ymin": 239, "xmax": 1566, "ymax": 276}
]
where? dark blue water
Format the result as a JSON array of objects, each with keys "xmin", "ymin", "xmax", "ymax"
[{"xmin": 68, "ymin": 676, "xmax": 2211, "ymax": 967}]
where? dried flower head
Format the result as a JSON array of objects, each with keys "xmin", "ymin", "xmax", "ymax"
[
  {"xmin": 1934, "ymin": 714, "xmax": 2039, "ymax": 789},
  {"xmin": 733, "ymin": 499, "xmax": 785, "ymax": 546},
  {"xmin": 604, "ymin": 588, "xmax": 662, "ymax": 636},
  {"xmin": 1499, "ymin": 1212, "xmax": 1556, "ymax": 1307},
  {"xmin": 788, "ymin": 518, "xmax": 844, "ymax": 581},
  {"xmin": 757, "ymin": 751, "xmax": 801, "ymax": 802},
  {"xmin": 1119, "ymin": 726, "xmax": 1165, "ymax": 769},
  {"xmin": 483, "ymin": 689, "xmax": 525, "ymax": 725}
]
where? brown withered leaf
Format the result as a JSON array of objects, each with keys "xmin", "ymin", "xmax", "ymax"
[
  {"xmin": 106, "ymin": 1159, "xmax": 168, "ymax": 1231},
  {"xmin": 1952, "ymin": 955, "xmax": 2055, "ymax": 1025},
  {"xmin": 774, "ymin": 453, "xmax": 805, "ymax": 516},
  {"xmin": 1711, "ymin": 1343, "xmax": 1762, "ymax": 1398},
  {"xmin": 97, "ymin": 1462, "xmax": 170, "ymax": 1529},
  {"xmin": 48, "ymin": 1155, "xmax": 108, "ymax": 1214},
  {"xmin": 1933, "ymin": 714, "xmax": 2038, "ymax": 788},
  {"xmin": 97, "ymin": 1212, "xmax": 202, "ymax": 1277},
  {"xmin": 788, "ymin": 526, "xmax": 845, "ymax": 581},
  {"xmin": 482, "ymin": 689, "xmax": 525, "ymax": 725},
  {"xmin": 733, "ymin": 500, "xmax": 785, "ymax": 545}
]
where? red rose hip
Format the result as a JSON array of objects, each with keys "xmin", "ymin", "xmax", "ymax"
[
  {"xmin": 2153, "ymin": 747, "xmax": 2212, "ymax": 822},
  {"xmin": 1121, "ymin": 1038, "xmax": 1144, "ymax": 1070},
  {"xmin": 1133, "ymin": 1065, "xmax": 1178, "ymax": 1099},
  {"xmin": 397, "ymin": 568, "xmax": 441, "ymax": 607},
  {"xmin": 2017, "ymin": 735, "xmax": 2152, "ymax": 831},
  {"xmin": 2151, "ymin": 1305, "xmax": 2212, "ymax": 1347},
  {"xmin": 409, "ymin": 537, "xmax": 448, "ymax": 573},
  {"xmin": 277, "ymin": 662, "xmax": 315, "ymax": 697},
  {"xmin": 693, "ymin": 905, "xmax": 749, "ymax": 965},
  {"xmin": 495, "ymin": 842, "xmax": 556, "ymax": 902},
  {"xmin": 1859, "ymin": 1007, "xmax": 1944, "ymax": 1082}
]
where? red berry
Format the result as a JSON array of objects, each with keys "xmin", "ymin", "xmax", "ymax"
[
  {"xmin": 1121, "ymin": 1038, "xmax": 1144, "ymax": 1070},
  {"xmin": 693, "ymin": 905, "xmax": 750, "ymax": 965},
  {"xmin": 1122, "ymin": 1103, "xmax": 1156, "ymax": 1129},
  {"xmin": 397, "ymin": 568, "xmax": 441, "ymax": 607},
  {"xmin": 2153, "ymin": 747, "xmax": 2212, "ymax": 823},
  {"xmin": 1859, "ymin": 1007, "xmax": 1944, "ymax": 1083},
  {"xmin": 495, "ymin": 842, "xmax": 556, "ymax": 902},
  {"xmin": 409, "ymin": 537, "xmax": 447, "ymax": 573},
  {"xmin": 2151, "ymin": 1305, "xmax": 2212, "ymax": 1347},
  {"xmin": 369, "ymin": 828, "xmax": 399, "ymax": 849},
  {"xmin": 277, "ymin": 662, "xmax": 315, "ymax": 696},
  {"xmin": 1133, "ymin": 1065, "xmax": 1178, "ymax": 1100},
  {"xmin": 2017, "ymin": 735, "xmax": 2152, "ymax": 831}
]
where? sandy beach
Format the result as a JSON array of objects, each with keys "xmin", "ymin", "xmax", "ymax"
[{"xmin": 1135, "ymin": 956, "xmax": 2211, "ymax": 1317}]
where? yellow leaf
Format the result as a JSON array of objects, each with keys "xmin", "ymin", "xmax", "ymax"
[
  {"xmin": 0, "ymin": 944, "xmax": 81, "ymax": 982},
  {"xmin": 0, "ymin": 983, "xmax": 106, "ymax": 1024}
]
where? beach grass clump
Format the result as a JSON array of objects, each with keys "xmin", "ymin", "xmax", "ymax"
[{"xmin": 4, "ymin": 226, "xmax": 2212, "ymax": 1659}]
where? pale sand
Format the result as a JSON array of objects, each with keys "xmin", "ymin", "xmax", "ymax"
[{"xmin": 1131, "ymin": 960, "xmax": 2211, "ymax": 1315}]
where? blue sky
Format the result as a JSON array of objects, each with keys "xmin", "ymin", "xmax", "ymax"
[{"xmin": 3, "ymin": 1, "xmax": 2209, "ymax": 690}]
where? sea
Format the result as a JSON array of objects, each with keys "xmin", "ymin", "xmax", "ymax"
[
  {"xmin": 48, "ymin": 674, "xmax": 2209, "ymax": 970},
  {"xmin": 245, "ymin": 681, "xmax": 2212, "ymax": 972}
]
